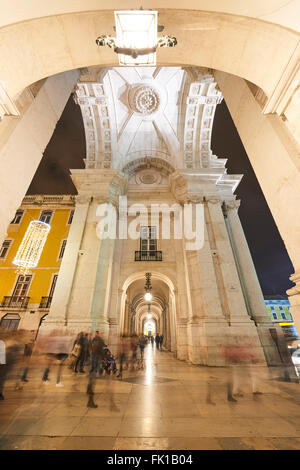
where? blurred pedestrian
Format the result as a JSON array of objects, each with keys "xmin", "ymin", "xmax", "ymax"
[{"xmin": 90, "ymin": 331, "xmax": 105, "ymax": 375}]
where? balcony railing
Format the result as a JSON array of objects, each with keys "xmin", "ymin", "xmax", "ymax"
[
  {"xmin": 39, "ymin": 296, "xmax": 53, "ymax": 309},
  {"xmin": 135, "ymin": 251, "xmax": 162, "ymax": 261},
  {"xmin": 1, "ymin": 296, "xmax": 30, "ymax": 308}
]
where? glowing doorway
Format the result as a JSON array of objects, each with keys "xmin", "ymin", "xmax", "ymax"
[{"xmin": 144, "ymin": 319, "xmax": 156, "ymax": 337}]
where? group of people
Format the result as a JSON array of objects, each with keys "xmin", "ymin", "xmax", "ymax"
[
  {"xmin": 154, "ymin": 333, "xmax": 164, "ymax": 350},
  {"xmin": 0, "ymin": 328, "xmax": 166, "ymax": 406},
  {"xmin": 70, "ymin": 331, "xmax": 117, "ymax": 376}
]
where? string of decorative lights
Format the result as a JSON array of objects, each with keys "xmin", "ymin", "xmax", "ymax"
[{"xmin": 13, "ymin": 220, "xmax": 51, "ymax": 275}]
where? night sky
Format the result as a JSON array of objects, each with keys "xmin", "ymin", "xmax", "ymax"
[{"xmin": 27, "ymin": 95, "xmax": 294, "ymax": 295}]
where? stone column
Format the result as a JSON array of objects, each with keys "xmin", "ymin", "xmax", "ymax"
[
  {"xmin": 169, "ymin": 293, "xmax": 176, "ymax": 354},
  {"xmin": 206, "ymin": 197, "xmax": 266, "ymax": 365},
  {"xmin": 43, "ymin": 169, "xmax": 126, "ymax": 336},
  {"xmin": 107, "ymin": 233, "xmax": 124, "ymax": 348},
  {"xmin": 170, "ymin": 170, "xmax": 266, "ymax": 366},
  {"xmin": 0, "ymin": 70, "xmax": 79, "ymax": 247},
  {"xmin": 223, "ymin": 200, "xmax": 287, "ymax": 364},
  {"xmin": 40, "ymin": 196, "xmax": 90, "ymax": 332},
  {"xmin": 215, "ymin": 70, "xmax": 300, "ymax": 339},
  {"xmin": 170, "ymin": 171, "xmax": 232, "ymax": 365}
]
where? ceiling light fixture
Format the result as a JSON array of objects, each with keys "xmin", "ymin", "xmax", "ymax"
[
  {"xmin": 144, "ymin": 272, "xmax": 153, "ymax": 301},
  {"xmin": 96, "ymin": 9, "xmax": 177, "ymax": 66}
]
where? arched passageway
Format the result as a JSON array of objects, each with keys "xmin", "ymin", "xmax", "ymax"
[{"xmin": 120, "ymin": 272, "xmax": 176, "ymax": 353}]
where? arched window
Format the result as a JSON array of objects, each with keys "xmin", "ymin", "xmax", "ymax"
[{"xmin": 0, "ymin": 313, "xmax": 20, "ymax": 331}]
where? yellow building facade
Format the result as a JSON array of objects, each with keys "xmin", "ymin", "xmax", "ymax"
[{"xmin": 0, "ymin": 195, "xmax": 75, "ymax": 332}]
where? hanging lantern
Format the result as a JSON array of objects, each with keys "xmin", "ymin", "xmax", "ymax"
[
  {"xmin": 13, "ymin": 220, "xmax": 50, "ymax": 274},
  {"xmin": 144, "ymin": 272, "xmax": 153, "ymax": 301},
  {"xmin": 114, "ymin": 10, "xmax": 157, "ymax": 66},
  {"xmin": 96, "ymin": 10, "xmax": 177, "ymax": 66}
]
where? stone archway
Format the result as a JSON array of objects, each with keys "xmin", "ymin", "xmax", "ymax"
[
  {"xmin": 0, "ymin": 5, "xmax": 300, "ymax": 329},
  {"xmin": 120, "ymin": 271, "xmax": 177, "ymax": 353}
]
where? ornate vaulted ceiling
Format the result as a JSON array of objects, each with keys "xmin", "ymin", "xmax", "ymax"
[{"xmin": 74, "ymin": 66, "xmax": 225, "ymax": 172}]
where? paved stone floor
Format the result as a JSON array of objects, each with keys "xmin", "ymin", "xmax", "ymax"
[{"xmin": 0, "ymin": 345, "xmax": 300, "ymax": 450}]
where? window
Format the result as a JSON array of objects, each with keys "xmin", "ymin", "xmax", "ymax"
[
  {"xmin": 140, "ymin": 226, "xmax": 157, "ymax": 252},
  {"xmin": 39, "ymin": 210, "xmax": 53, "ymax": 224},
  {"xmin": 12, "ymin": 275, "xmax": 32, "ymax": 301},
  {"xmin": 271, "ymin": 307, "xmax": 278, "ymax": 320},
  {"xmin": 0, "ymin": 313, "xmax": 20, "ymax": 331},
  {"xmin": 49, "ymin": 274, "xmax": 58, "ymax": 298},
  {"xmin": 0, "ymin": 240, "xmax": 12, "ymax": 259},
  {"xmin": 58, "ymin": 240, "xmax": 67, "ymax": 259},
  {"xmin": 67, "ymin": 210, "xmax": 74, "ymax": 225},
  {"xmin": 11, "ymin": 210, "xmax": 24, "ymax": 225},
  {"xmin": 281, "ymin": 310, "xmax": 287, "ymax": 320}
]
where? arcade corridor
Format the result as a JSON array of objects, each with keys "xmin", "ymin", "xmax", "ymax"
[{"xmin": 0, "ymin": 344, "xmax": 300, "ymax": 450}]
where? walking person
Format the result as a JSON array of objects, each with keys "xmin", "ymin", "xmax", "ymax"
[
  {"xmin": 130, "ymin": 334, "xmax": 138, "ymax": 370},
  {"xmin": 20, "ymin": 330, "xmax": 35, "ymax": 383},
  {"xmin": 74, "ymin": 332, "xmax": 86, "ymax": 374},
  {"xmin": 87, "ymin": 331, "xmax": 105, "ymax": 408},
  {"xmin": 117, "ymin": 335, "xmax": 129, "ymax": 379},
  {"xmin": 138, "ymin": 335, "xmax": 147, "ymax": 362},
  {"xmin": 159, "ymin": 334, "xmax": 164, "ymax": 350},
  {"xmin": 155, "ymin": 333, "xmax": 160, "ymax": 350},
  {"xmin": 90, "ymin": 331, "xmax": 105, "ymax": 375}
]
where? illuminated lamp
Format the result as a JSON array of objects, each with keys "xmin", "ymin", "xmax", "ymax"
[
  {"xmin": 96, "ymin": 9, "xmax": 177, "ymax": 66},
  {"xmin": 144, "ymin": 272, "xmax": 153, "ymax": 301}
]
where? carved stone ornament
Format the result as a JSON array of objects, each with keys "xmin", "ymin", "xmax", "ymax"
[
  {"xmin": 135, "ymin": 169, "xmax": 162, "ymax": 185},
  {"xmin": 205, "ymin": 196, "xmax": 222, "ymax": 204},
  {"xmin": 128, "ymin": 85, "xmax": 160, "ymax": 116},
  {"xmin": 187, "ymin": 195, "xmax": 205, "ymax": 204},
  {"xmin": 224, "ymin": 200, "xmax": 241, "ymax": 210},
  {"xmin": 75, "ymin": 195, "xmax": 92, "ymax": 205}
]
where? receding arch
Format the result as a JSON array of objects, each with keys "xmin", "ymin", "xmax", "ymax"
[{"xmin": 120, "ymin": 271, "xmax": 176, "ymax": 350}]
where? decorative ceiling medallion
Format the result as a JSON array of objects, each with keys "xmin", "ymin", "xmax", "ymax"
[
  {"xmin": 128, "ymin": 84, "xmax": 160, "ymax": 116},
  {"xmin": 134, "ymin": 86, "xmax": 159, "ymax": 115}
]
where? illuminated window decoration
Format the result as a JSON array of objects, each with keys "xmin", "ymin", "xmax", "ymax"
[
  {"xmin": 96, "ymin": 10, "xmax": 177, "ymax": 66},
  {"xmin": 13, "ymin": 220, "xmax": 50, "ymax": 274}
]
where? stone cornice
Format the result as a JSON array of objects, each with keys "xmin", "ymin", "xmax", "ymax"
[
  {"xmin": 21, "ymin": 194, "xmax": 75, "ymax": 208},
  {"xmin": 71, "ymin": 169, "xmax": 127, "ymax": 208}
]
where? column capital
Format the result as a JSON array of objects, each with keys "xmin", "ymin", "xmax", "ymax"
[
  {"xmin": 205, "ymin": 196, "xmax": 222, "ymax": 205},
  {"xmin": 223, "ymin": 199, "xmax": 241, "ymax": 211},
  {"xmin": 287, "ymin": 270, "xmax": 300, "ymax": 296},
  {"xmin": 72, "ymin": 169, "xmax": 127, "ymax": 208},
  {"xmin": 169, "ymin": 170, "xmax": 221, "ymax": 205},
  {"xmin": 75, "ymin": 194, "xmax": 92, "ymax": 205}
]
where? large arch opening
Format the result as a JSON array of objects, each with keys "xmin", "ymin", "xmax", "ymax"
[
  {"xmin": 0, "ymin": 9, "xmax": 299, "ymax": 324},
  {"xmin": 120, "ymin": 272, "xmax": 176, "ymax": 352}
]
